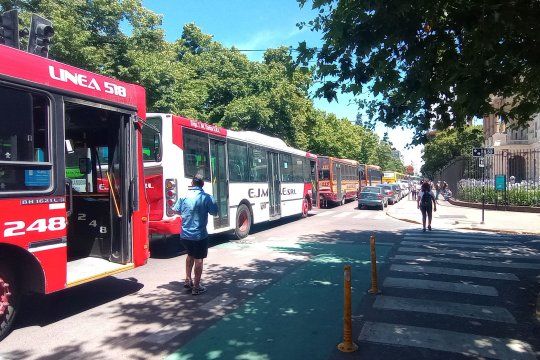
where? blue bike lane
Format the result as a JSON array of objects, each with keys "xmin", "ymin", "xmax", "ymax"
[{"xmin": 166, "ymin": 240, "xmax": 391, "ymax": 360}]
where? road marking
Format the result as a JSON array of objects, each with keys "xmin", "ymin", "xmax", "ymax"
[
  {"xmin": 236, "ymin": 278, "xmax": 272, "ymax": 289},
  {"xmin": 373, "ymin": 296, "xmax": 516, "ymax": 323},
  {"xmin": 263, "ymin": 266, "xmax": 287, "ymax": 274},
  {"xmin": 383, "ymin": 277, "xmax": 498, "ymax": 296},
  {"xmin": 393, "ymin": 254, "xmax": 540, "ymax": 270},
  {"xmin": 358, "ymin": 322, "xmax": 535, "ymax": 360},
  {"xmin": 200, "ymin": 294, "xmax": 237, "ymax": 311},
  {"xmin": 143, "ymin": 324, "xmax": 192, "ymax": 344},
  {"xmin": 406, "ymin": 231, "xmax": 504, "ymax": 238},
  {"xmin": 398, "ymin": 246, "xmax": 540, "ymax": 260},
  {"xmin": 353, "ymin": 212, "xmax": 371, "ymax": 218},
  {"xmin": 404, "ymin": 236, "xmax": 516, "ymax": 245},
  {"xmin": 402, "ymin": 241, "xmax": 532, "ymax": 252},
  {"xmin": 334, "ymin": 211, "xmax": 354, "ymax": 218},
  {"xmin": 390, "ymin": 264, "xmax": 519, "ymax": 281},
  {"xmin": 315, "ymin": 211, "xmax": 336, "ymax": 217}
]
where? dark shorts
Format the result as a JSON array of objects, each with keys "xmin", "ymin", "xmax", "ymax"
[
  {"xmin": 420, "ymin": 205, "xmax": 433, "ymax": 216},
  {"xmin": 181, "ymin": 238, "xmax": 208, "ymax": 259}
]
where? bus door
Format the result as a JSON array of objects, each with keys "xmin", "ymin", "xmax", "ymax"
[
  {"xmin": 268, "ymin": 152, "xmax": 281, "ymax": 218},
  {"xmin": 310, "ymin": 160, "xmax": 317, "ymax": 206},
  {"xmin": 64, "ymin": 101, "xmax": 134, "ymax": 267},
  {"xmin": 335, "ymin": 162, "xmax": 343, "ymax": 200},
  {"xmin": 210, "ymin": 138, "xmax": 229, "ymax": 228}
]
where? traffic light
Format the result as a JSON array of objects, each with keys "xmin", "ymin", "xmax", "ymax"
[
  {"xmin": 28, "ymin": 13, "xmax": 53, "ymax": 57},
  {"xmin": 0, "ymin": 9, "xmax": 20, "ymax": 49}
]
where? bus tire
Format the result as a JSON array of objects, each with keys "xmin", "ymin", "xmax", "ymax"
[
  {"xmin": 0, "ymin": 262, "xmax": 19, "ymax": 342},
  {"xmin": 235, "ymin": 204, "xmax": 252, "ymax": 239}
]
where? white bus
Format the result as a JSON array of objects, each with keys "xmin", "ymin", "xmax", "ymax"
[{"xmin": 142, "ymin": 113, "xmax": 317, "ymax": 239}]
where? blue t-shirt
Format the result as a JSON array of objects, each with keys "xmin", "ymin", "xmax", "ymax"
[{"xmin": 172, "ymin": 186, "xmax": 218, "ymax": 240}]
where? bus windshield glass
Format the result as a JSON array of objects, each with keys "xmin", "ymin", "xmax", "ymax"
[{"xmin": 142, "ymin": 116, "xmax": 162, "ymax": 162}]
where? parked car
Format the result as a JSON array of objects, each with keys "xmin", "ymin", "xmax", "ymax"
[
  {"xmin": 377, "ymin": 184, "xmax": 399, "ymax": 204},
  {"xmin": 389, "ymin": 183, "xmax": 403, "ymax": 199},
  {"xmin": 358, "ymin": 187, "xmax": 388, "ymax": 210}
]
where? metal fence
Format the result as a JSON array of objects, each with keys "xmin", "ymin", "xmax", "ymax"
[{"xmin": 434, "ymin": 149, "xmax": 540, "ymax": 208}]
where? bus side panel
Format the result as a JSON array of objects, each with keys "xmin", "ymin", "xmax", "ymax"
[
  {"xmin": 0, "ymin": 198, "xmax": 68, "ymax": 293},
  {"xmin": 280, "ymin": 183, "xmax": 304, "ymax": 217},
  {"xmin": 228, "ymin": 182, "xmax": 270, "ymax": 226},
  {"xmin": 32, "ymin": 246, "xmax": 67, "ymax": 293}
]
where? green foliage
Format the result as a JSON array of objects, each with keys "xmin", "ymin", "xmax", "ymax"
[
  {"xmin": 1, "ymin": 0, "xmax": 405, "ymax": 170},
  {"xmin": 458, "ymin": 186, "xmax": 540, "ymax": 207},
  {"xmin": 421, "ymin": 126, "xmax": 483, "ymax": 177},
  {"xmin": 297, "ymin": 0, "xmax": 540, "ymax": 144}
]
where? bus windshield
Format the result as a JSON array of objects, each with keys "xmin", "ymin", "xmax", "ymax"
[{"xmin": 142, "ymin": 116, "xmax": 162, "ymax": 162}]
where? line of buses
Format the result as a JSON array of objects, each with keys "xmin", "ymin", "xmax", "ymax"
[{"xmin": 0, "ymin": 41, "xmax": 408, "ymax": 340}]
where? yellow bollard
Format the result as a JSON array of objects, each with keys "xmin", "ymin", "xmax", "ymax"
[
  {"xmin": 337, "ymin": 265, "xmax": 358, "ymax": 353},
  {"xmin": 368, "ymin": 234, "xmax": 381, "ymax": 294}
]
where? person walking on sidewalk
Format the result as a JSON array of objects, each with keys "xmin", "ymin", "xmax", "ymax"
[
  {"xmin": 434, "ymin": 181, "xmax": 441, "ymax": 200},
  {"xmin": 173, "ymin": 174, "xmax": 218, "ymax": 295},
  {"xmin": 417, "ymin": 182, "xmax": 437, "ymax": 232}
]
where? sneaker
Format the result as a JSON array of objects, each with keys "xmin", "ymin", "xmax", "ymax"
[
  {"xmin": 183, "ymin": 279, "xmax": 193, "ymax": 289},
  {"xmin": 192, "ymin": 285, "xmax": 207, "ymax": 296},
  {"xmin": 422, "ymin": 228, "xmax": 426, "ymax": 232},
  {"xmin": 428, "ymin": 225, "xmax": 432, "ymax": 231}
]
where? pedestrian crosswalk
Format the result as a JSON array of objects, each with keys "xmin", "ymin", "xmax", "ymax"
[
  {"xmin": 358, "ymin": 230, "xmax": 539, "ymax": 359},
  {"xmin": 314, "ymin": 209, "xmax": 387, "ymax": 220}
]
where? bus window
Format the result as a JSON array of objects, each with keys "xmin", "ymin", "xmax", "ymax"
[
  {"xmin": 228, "ymin": 142, "xmax": 249, "ymax": 182},
  {"xmin": 142, "ymin": 116, "xmax": 162, "ymax": 162},
  {"xmin": 249, "ymin": 146, "xmax": 268, "ymax": 182},
  {"xmin": 292, "ymin": 156, "xmax": 304, "ymax": 182},
  {"xmin": 0, "ymin": 86, "xmax": 51, "ymax": 193},
  {"xmin": 183, "ymin": 130, "xmax": 210, "ymax": 181},
  {"xmin": 280, "ymin": 153, "xmax": 293, "ymax": 182}
]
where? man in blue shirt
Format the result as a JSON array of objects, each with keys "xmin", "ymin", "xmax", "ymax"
[{"xmin": 173, "ymin": 174, "xmax": 218, "ymax": 295}]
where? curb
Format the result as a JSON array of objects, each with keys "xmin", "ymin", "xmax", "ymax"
[{"xmin": 385, "ymin": 211, "xmax": 540, "ymax": 235}]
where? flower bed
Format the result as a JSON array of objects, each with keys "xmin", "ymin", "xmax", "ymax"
[{"xmin": 457, "ymin": 179, "xmax": 540, "ymax": 207}]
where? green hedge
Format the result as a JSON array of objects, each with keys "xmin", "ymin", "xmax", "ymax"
[{"xmin": 457, "ymin": 186, "xmax": 540, "ymax": 207}]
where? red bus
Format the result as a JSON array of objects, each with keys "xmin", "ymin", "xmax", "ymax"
[
  {"xmin": 0, "ymin": 44, "xmax": 149, "ymax": 340},
  {"xmin": 317, "ymin": 156, "xmax": 359, "ymax": 207},
  {"xmin": 359, "ymin": 164, "xmax": 383, "ymax": 190},
  {"xmin": 142, "ymin": 114, "xmax": 317, "ymax": 239}
]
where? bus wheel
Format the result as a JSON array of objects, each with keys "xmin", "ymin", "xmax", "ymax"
[
  {"xmin": 0, "ymin": 263, "xmax": 19, "ymax": 342},
  {"xmin": 235, "ymin": 204, "xmax": 252, "ymax": 239},
  {"xmin": 301, "ymin": 198, "xmax": 309, "ymax": 218}
]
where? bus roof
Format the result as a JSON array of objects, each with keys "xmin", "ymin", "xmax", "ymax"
[
  {"xmin": 160, "ymin": 114, "xmax": 315, "ymax": 158},
  {"xmin": 318, "ymin": 156, "xmax": 358, "ymax": 165},
  {"xmin": 0, "ymin": 45, "xmax": 146, "ymax": 117}
]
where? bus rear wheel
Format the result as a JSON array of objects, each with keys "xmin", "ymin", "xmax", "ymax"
[
  {"xmin": 0, "ymin": 262, "xmax": 19, "ymax": 342},
  {"xmin": 235, "ymin": 204, "xmax": 252, "ymax": 239}
]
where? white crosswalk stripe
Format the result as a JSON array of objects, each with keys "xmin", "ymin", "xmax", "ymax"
[
  {"xmin": 358, "ymin": 322, "xmax": 535, "ymax": 360},
  {"xmin": 353, "ymin": 211, "xmax": 372, "ymax": 218},
  {"xmin": 398, "ymin": 246, "xmax": 540, "ymax": 260},
  {"xmin": 404, "ymin": 235, "xmax": 516, "ymax": 244},
  {"xmin": 333, "ymin": 211, "xmax": 354, "ymax": 218},
  {"xmin": 390, "ymin": 264, "xmax": 519, "ymax": 281},
  {"xmin": 406, "ymin": 231, "xmax": 504, "ymax": 238},
  {"xmin": 401, "ymin": 241, "xmax": 534, "ymax": 252},
  {"xmin": 383, "ymin": 277, "xmax": 498, "ymax": 296},
  {"xmin": 393, "ymin": 254, "xmax": 540, "ymax": 269},
  {"xmin": 315, "ymin": 211, "xmax": 335, "ymax": 217},
  {"xmin": 373, "ymin": 296, "xmax": 516, "ymax": 323}
]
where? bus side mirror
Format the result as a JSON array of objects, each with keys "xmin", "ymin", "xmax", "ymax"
[
  {"xmin": 153, "ymin": 133, "xmax": 162, "ymax": 162},
  {"xmin": 79, "ymin": 157, "xmax": 91, "ymax": 175}
]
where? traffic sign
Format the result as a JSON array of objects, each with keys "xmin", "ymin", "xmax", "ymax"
[
  {"xmin": 472, "ymin": 148, "xmax": 483, "ymax": 157},
  {"xmin": 472, "ymin": 147, "xmax": 495, "ymax": 157}
]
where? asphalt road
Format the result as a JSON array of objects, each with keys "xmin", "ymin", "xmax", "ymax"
[{"xmin": 1, "ymin": 200, "xmax": 538, "ymax": 360}]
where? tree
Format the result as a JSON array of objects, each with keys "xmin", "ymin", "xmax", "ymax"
[
  {"xmin": 421, "ymin": 126, "xmax": 483, "ymax": 177},
  {"xmin": 297, "ymin": 0, "xmax": 540, "ymax": 144}
]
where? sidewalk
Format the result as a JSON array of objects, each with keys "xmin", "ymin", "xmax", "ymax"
[{"xmin": 386, "ymin": 195, "xmax": 540, "ymax": 235}]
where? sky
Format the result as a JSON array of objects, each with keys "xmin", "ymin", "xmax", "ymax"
[{"xmin": 141, "ymin": 0, "xmax": 424, "ymax": 172}]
